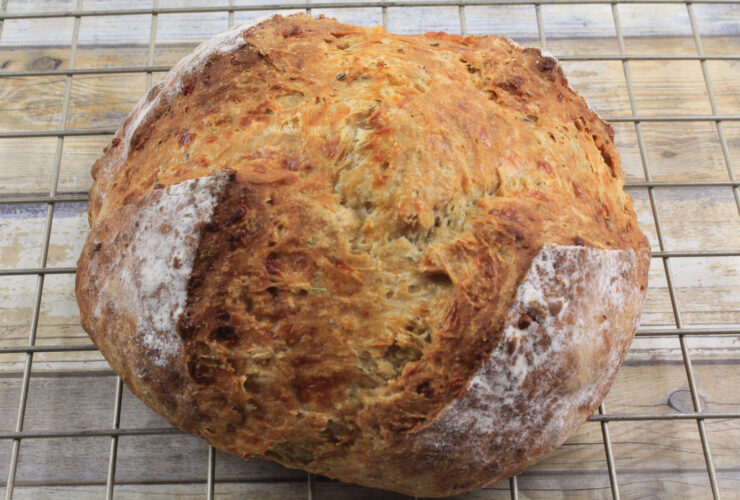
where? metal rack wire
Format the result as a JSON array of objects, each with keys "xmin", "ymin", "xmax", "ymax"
[{"xmin": 0, "ymin": 1, "xmax": 738, "ymax": 499}]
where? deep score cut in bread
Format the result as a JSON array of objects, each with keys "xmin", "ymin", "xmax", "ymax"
[{"xmin": 76, "ymin": 14, "xmax": 650, "ymax": 497}]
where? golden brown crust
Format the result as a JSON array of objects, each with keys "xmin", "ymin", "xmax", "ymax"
[
  {"xmin": 370, "ymin": 245, "xmax": 649, "ymax": 496},
  {"xmin": 77, "ymin": 14, "xmax": 650, "ymax": 497}
]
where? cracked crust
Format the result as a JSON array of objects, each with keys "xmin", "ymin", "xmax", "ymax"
[{"xmin": 76, "ymin": 14, "xmax": 650, "ymax": 497}]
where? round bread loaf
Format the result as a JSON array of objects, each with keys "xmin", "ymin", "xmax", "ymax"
[{"xmin": 76, "ymin": 14, "xmax": 650, "ymax": 497}]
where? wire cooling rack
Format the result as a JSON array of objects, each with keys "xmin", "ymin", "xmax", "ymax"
[{"xmin": 0, "ymin": 0, "xmax": 739, "ymax": 499}]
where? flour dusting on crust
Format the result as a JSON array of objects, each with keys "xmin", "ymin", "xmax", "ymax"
[
  {"xmin": 414, "ymin": 244, "xmax": 646, "ymax": 476},
  {"xmin": 501, "ymin": 35, "xmax": 524, "ymax": 50},
  {"xmin": 107, "ymin": 17, "xmax": 271, "ymax": 180},
  {"xmin": 91, "ymin": 173, "xmax": 230, "ymax": 366},
  {"xmin": 538, "ymin": 48, "xmax": 559, "ymax": 61}
]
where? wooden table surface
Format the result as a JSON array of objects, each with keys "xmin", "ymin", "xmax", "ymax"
[{"xmin": 0, "ymin": 0, "xmax": 739, "ymax": 499}]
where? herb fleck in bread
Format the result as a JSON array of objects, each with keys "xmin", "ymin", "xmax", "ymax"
[{"xmin": 76, "ymin": 14, "xmax": 650, "ymax": 497}]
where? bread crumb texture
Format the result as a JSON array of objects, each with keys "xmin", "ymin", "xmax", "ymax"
[{"xmin": 76, "ymin": 14, "xmax": 649, "ymax": 497}]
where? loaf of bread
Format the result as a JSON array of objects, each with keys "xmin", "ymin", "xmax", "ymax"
[{"xmin": 76, "ymin": 14, "xmax": 650, "ymax": 497}]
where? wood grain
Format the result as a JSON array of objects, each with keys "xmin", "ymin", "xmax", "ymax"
[
  {"xmin": 722, "ymin": 122, "xmax": 740, "ymax": 168},
  {"xmin": 58, "ymin": 136, "xmax": 103, "ymax": 194},
  {"xmin": 640, "ymin": 122, "xmax": 730, "ymax": 182},
  {"xmin": 9, "ymin": 483, "xmax": 307, "ymax": 500},
  {"xmin": 0, "ymin": 138, "xmax": 58, "ymax": 196},
  {"xmin": 6, "ymin": 472, "xmax": 740, "ymax": 500},
  {"xmin": 0, "ymin": 76, "xmax": 65, "ymax": 132},
  {"xmin": 67, "ymin": 73, "xmax": 147, "ymax": 129}
]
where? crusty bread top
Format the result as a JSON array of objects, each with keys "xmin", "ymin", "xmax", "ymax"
[{"xmin": 78, "ymin": 13, "xmax": 649, "ymax": 497}]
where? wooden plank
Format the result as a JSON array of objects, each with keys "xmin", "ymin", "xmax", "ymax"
[
  {"xmin": 0, "ymin": 46, "xmax": 70, "ymax": 73},
  {"xmin": 76, "ymin": 13, "xmax": 152, "ymax": 49},
  {"xmin": 0, "ymin": 17, "xmax": 75, "ymax": 47},
  {"xmin": 9, "ymin": 482, "xmax": 307, "ymax": 500},
  {"xmin": 215, "ymin": 452, "xmax": 306, "ymax": 483},
  {"xmin": 29, "ymin": 351, "xmax": 110, "ymax": 374},
  {"xmin": 0, "ymin": 209, "xmax": 46, "ymax": 268},
  {"xmin": 0, "ymin": 46, "xmax": 149, "ymax": 72},
  {"xmin": 724, "ymin": 123, "xmax": 740, "ymax": 168},
  {"xmin": 552, "ymin": 36, "xmax": 740, "ymax": 59},
  {"xmin": 117, "ymin": 434, "xmax": 303, "ymax": 483},
  {"xmin": 560, "ymin": 60, "xmax": 633, "ymax": 116},
  {"xmin": 627, "ymin": 190, "xmax": 660, "ymax": 250},
  {"xmin": 118, "ymin": 384, "xmax": 172, "ymax": 429},
  {"xmin": 0, "ymin": 440, "xmax": 12, "ymax": 490},
  {"xmin": 541, "ymin": 4, "xmax": 616, "ymax": 42},
  {"xmin": 512, "ymin": 470, "xmax": 740, "ymax": 500},
  {"xmin": 639, "ymin": 253, "xmax": 740, "ymax": 328},
  {"xmin": 9, "ymin": 472, "xmax": 740, "ymax": 500},
  {"xmin": 606, "ymin": 419, "xmax": 716, "ymax": 486},
  {"xmin": 37, "ymin": 259, "xmax": 81, "ymax": 330},
  {"xmin": 639, "ymin": 258, "xmax": 675, "ymax": 326},
  {"xmin": 22, "ymin": 373, "xmax": 117, "ymax": 432},
  {"xmin": 653, "ymin": 188, "xmax": 740, "ymax": 251},
  {"xmin": 627, "ymin": 188, "xmax": 740, "ymax": 309},
  {"xmin": 155, "ymin": 11, "xmax": 229, "ymax": 43},
  {"xmin": 0, "ymin": 375, "xmax": 22, "ymax": 432},
  {"xmin": 233, "ymin": 9, "xmax": 307, "ymax": 28},
  {"xmin": 46, "ymin": 202, "xmax": 88, "ymax": 267},
  {"xmin": 546, "ymin": 36, "xmax": 620, "ymax": 58},
  {"xmin": 0, "ymin": 76, "xmax": 65, "ymax": 132},
  {"xmin": 617, "ymin": 470, "xmax": 740, "ymax": 500},
  {"xmin": 1, "ymin": 1, "xmax": 737, "ymax": 41},
  {"xmin": 615, "ymin": 3, "xmax": 694, "ymax": 46},
  {"xmin": 66, "ymin": 73, "xmax": 147, "ymax": 130},
  {"xmin": 701, "ymin": 405, "xmax": 740, "ymax": 471},
  {"xmin": 606, "ymin": 341, "xmax": 740, "ymax": 415},
  {"xmin": 310, "ymin": 7, "xmax": 383, "ymax": 28},
  {"xmin": 613, "ymin": 122, "xmax": 645, "ymax": 182},
  {"xmin": 0, "ymin": 138, "xmax": 58, "ymax": 196},
  {"xmin": 318, "ymin": 481, "xmax": 419, "ymax": 499},
  {"xmin": 640, "ymin": 121, "xmax": 730, "ymax": 182},
  {"xmin": 702, "ymin": 34, "xmax": 740, "ymax": 57},
  {"xmin": 692, "ymin": 4, "xmax": 740, "ymax": 42},
  {"xmin": 59, "ymin": 136, "xmax": 103, "ymax": 194},
  {"xmin": 0, "ymin": 376, "xmax": 304, "ymax": 483},
  {"xmin": 631, "ymin": 59, "xmax": 713, "ymax": 116},
  {"xmin": 529, "ymin": 421, "xmax": 611, "ymax": 473},
  {"xmin": 671, "ymin": 256, "xmax": 740, "ymax": 326},
  {"xmin": 0, "ymin": 275, "xmax": 37, "ymax": 351},
  {"xmin": 707, "ymin": 60, "xmax": 740, "ymax": 114},
  {"xmin": 0, "ymin": 6, "xmax": 737, "ymax": 49},
  {"xmin": 152, "ymin": 43, "xmax": 198, "ymax": 67},
  {"xmin": 14, "ymin": 436, "xmax": 111, "ymax": 484},
  {"xmin": 113, "ymin": 434, "xmax": 208, "ymax": 483},
  {"xmin": 4, "ymin": 0, "xmax": 76, "ymax": 16},
  {"xmin": 465, "ymin": 5, "xmax": 539, "ymax": 42},
  {"xmin": 388, "ymin": 6, "xmax": 462, "ymax": 35},
  {"xmin": 74, "ymin": 44, "xmax": 150, "ymax": 70}
]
